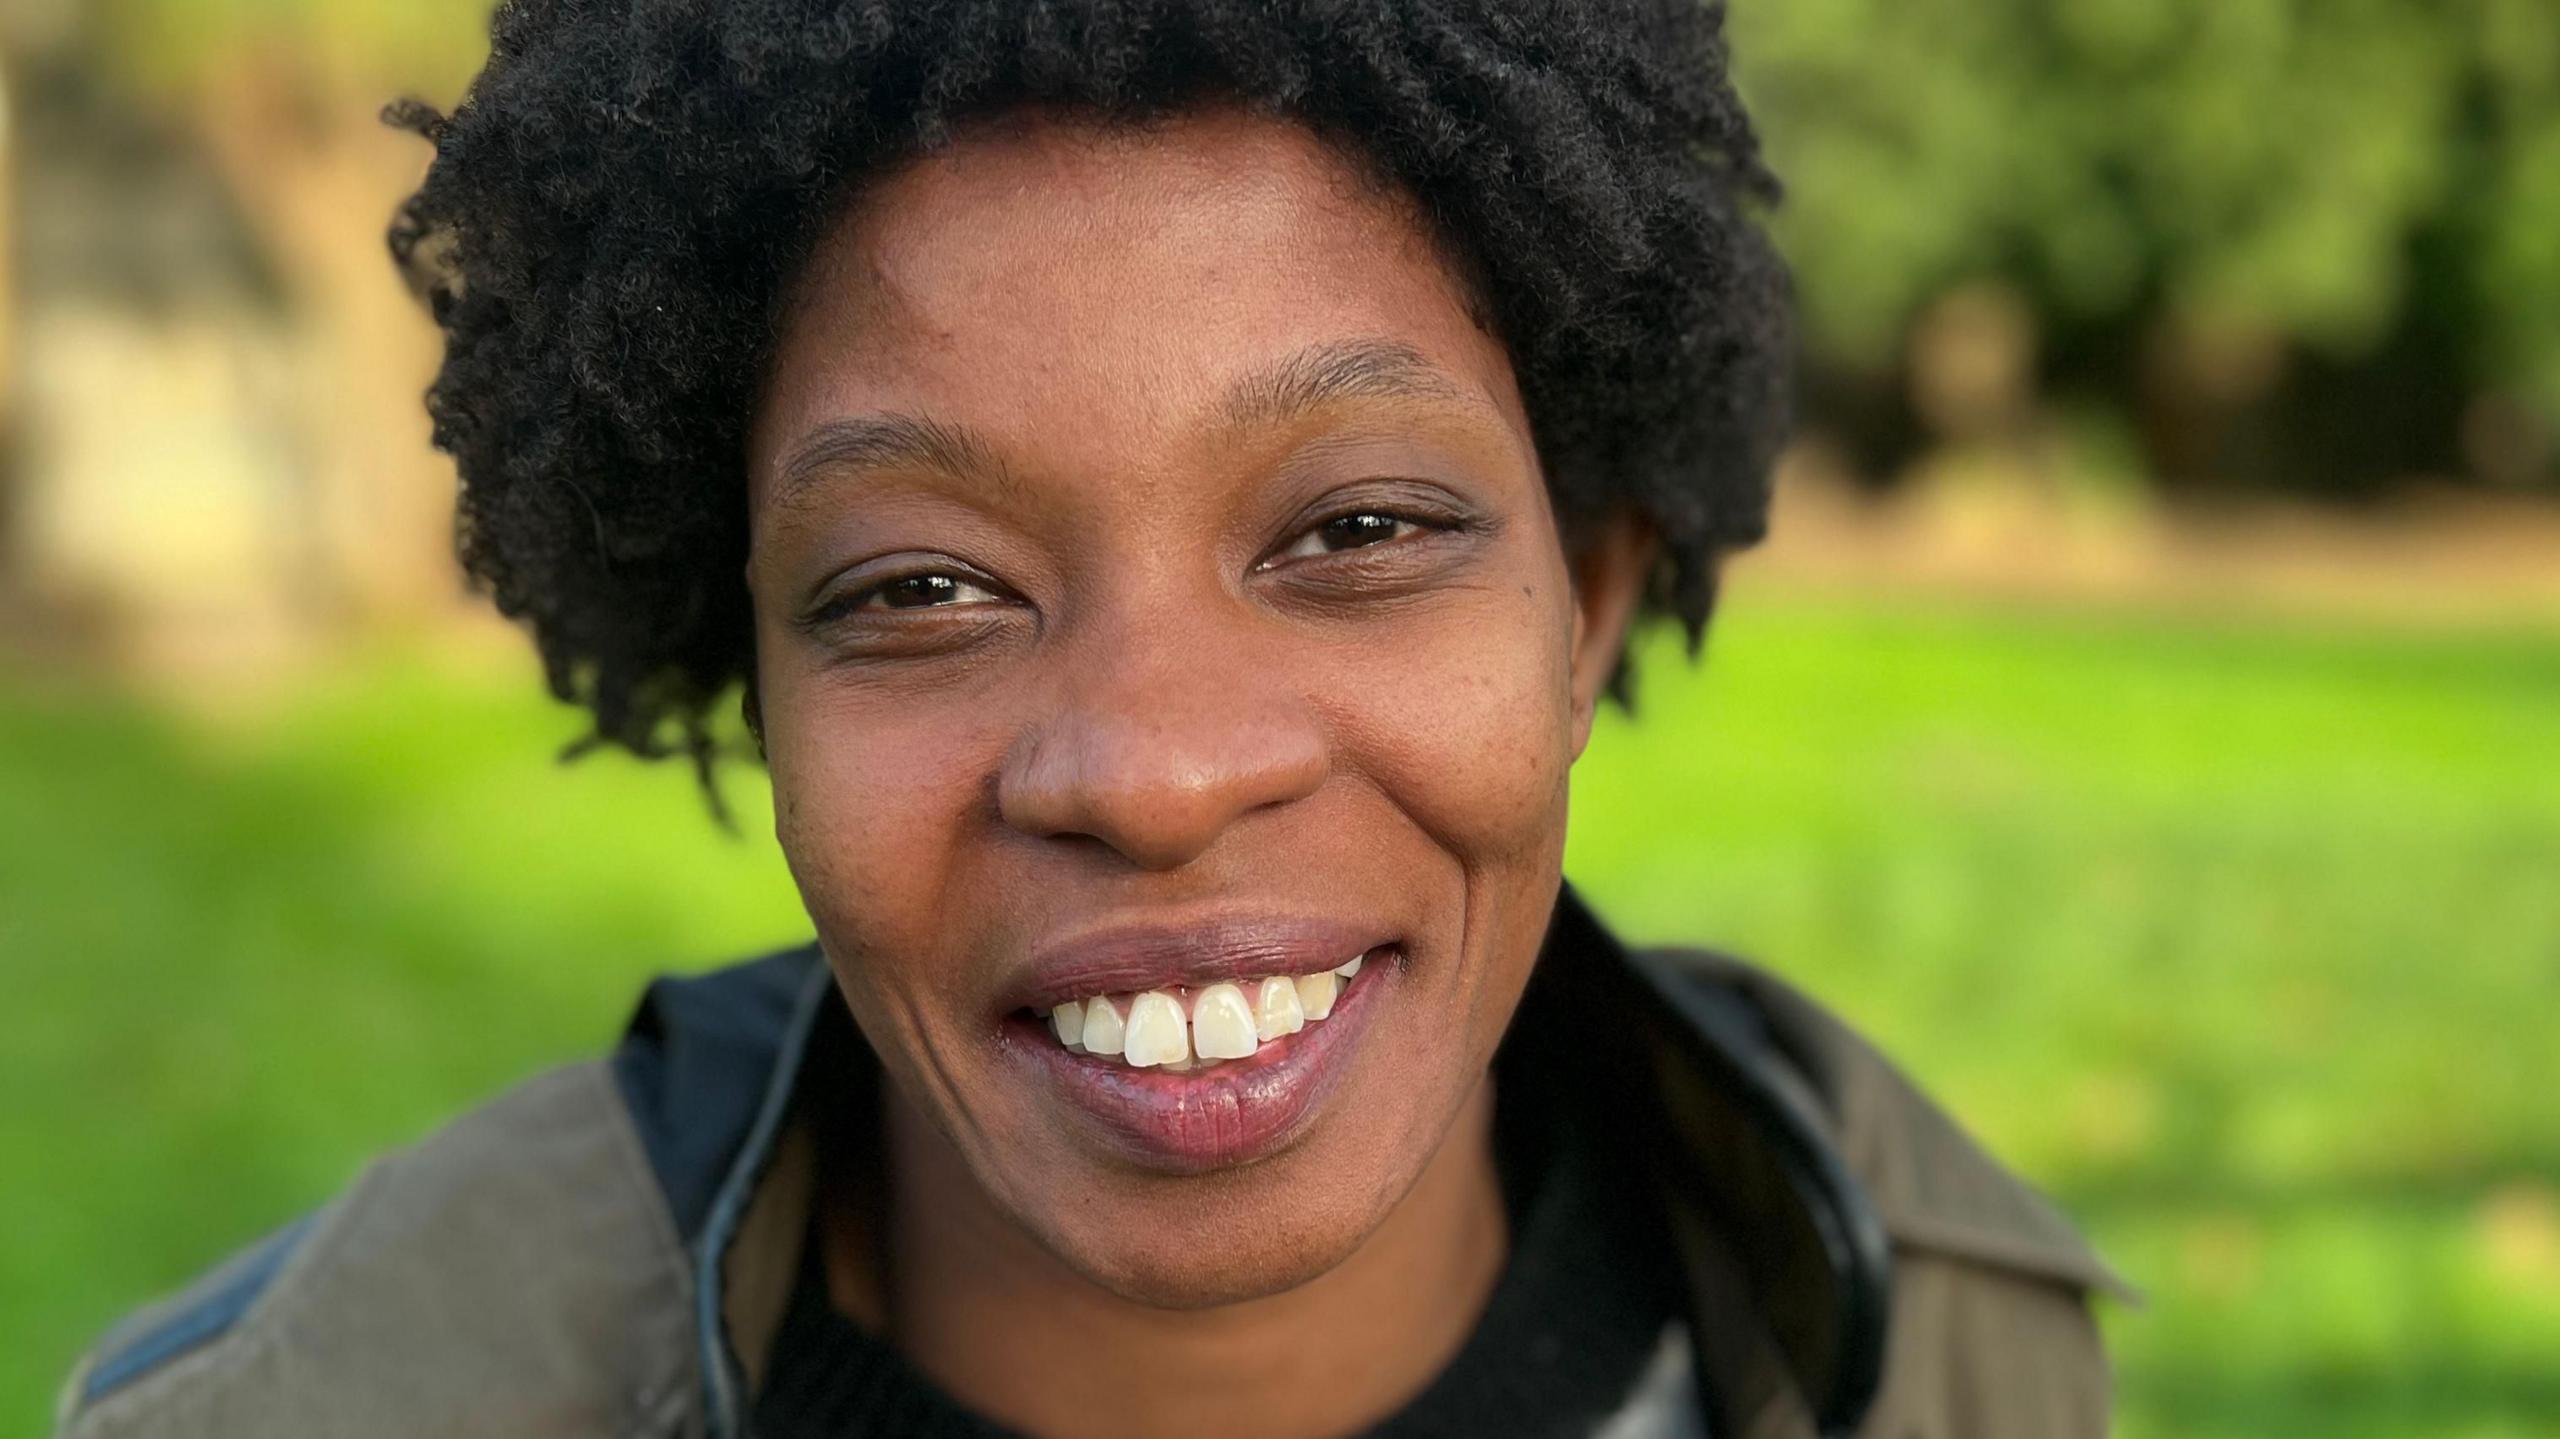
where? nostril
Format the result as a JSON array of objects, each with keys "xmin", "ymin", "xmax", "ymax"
[{"xmin": 995, "ymin": 678, "xmax": 1328, "ymax": 868}]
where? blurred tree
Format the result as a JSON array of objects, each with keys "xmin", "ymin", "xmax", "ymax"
[
  {"xmin": 2, "ymin": 48, "xmax": 15, "ymax": 418},
  {"xmin": 53, "ymin": 0, "xmax": 493, "ymax": 629},
  {"xmin": 48, "ymin": 0, "xmax": 2560, "ymax": 506},
  {"xmin": 92, "ymin": 0, "xmax": 484, "ymax": 100},
  {"xmin": 1733, "ymin": 0, "xmax": 2560, "ymax": 496},
  {"xmin": 1, "ymin": 48, "xmax": 17, "ymax": 581}
]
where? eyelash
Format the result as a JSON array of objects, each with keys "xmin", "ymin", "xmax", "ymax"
[
  {"xmin": 1258, "ymin": 505, "xmax": 1457, "ymax": 568},
  {"xmin": 805, "ymin": 503, "xmax": 1465, "ymax": 629},
  {"xmin": 806, "ymin": 567, "xmax": 1008, "ymax": 626}
]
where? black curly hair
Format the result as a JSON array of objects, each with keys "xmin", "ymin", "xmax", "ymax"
[{"xmin": 385, "ymin": 0, "xmax": 1789, "ymax": 784}]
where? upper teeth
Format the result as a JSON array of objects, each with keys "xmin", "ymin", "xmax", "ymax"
[{"xmin": 1038, "ymin": 951, "xmax": 1374, "ymax": 1070}]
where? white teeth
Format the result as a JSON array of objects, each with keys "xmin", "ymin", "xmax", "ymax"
[
  {"xmin": 1253, "ymin": 976, "xmax": 1305, "ymax": 1042},
  {"xmin": 1081, "ymin": 996, "xmax": 1126, "ymax": 1056},
  {"xmin": 1191, "ymin": 983, "xmax": 1260, "ymax": 1060},
  {"xmin": 1122, "ymin": 991, "xmax": 1190, "ymax": 1068},
  {"xmin": 1294, "ymin": 969, "xmax": 1338, "ymax": 1021},
  {"xmin": 1047, "ymin": 949, "xmax": 1387, "ymax": 1063}
]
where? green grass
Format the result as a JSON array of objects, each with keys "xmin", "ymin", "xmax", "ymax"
[{"xmin": 5, "ymin": 587, "xmax": 2556, "ymax": 1436}]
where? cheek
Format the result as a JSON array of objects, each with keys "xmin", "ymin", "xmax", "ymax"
[
  {"xmin": 1326, "ymin": 578, "xmax": 1578, "ymax": 871},
  {"xmin": 761, "ymin": 657, "xmax": 1006, "ymax": 1015}
]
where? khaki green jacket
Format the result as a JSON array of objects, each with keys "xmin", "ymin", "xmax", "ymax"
[{"xmin": 57, "ymin": 887, "xmax": 2129, "ymax": 1438}]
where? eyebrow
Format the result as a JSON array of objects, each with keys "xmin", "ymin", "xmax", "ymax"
[
  {"xmin": 1214, "ymin": 337, "xmax": 1474, "ymax": 431},
  {"xmin": 766, "ymin": 337, "xmax": 1481, "ymax": 510},
  {"xmin": 769, "ymin": 412, "xmax": 1012, "ymax": 511}
]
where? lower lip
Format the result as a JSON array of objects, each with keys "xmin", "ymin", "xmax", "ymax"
[{"xmin": 999, "ymin": 956, "xmax": 1390, "ymax": 1173}]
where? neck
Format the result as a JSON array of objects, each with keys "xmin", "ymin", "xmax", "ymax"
[{"xmin": 825, "ymin": 1077, "xmax": 1507, "ymax": 1439}]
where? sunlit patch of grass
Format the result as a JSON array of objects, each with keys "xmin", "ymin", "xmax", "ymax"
[{"xmin": 1572, "ymin": 589, "xmax": 2560, "ymax": 1439}]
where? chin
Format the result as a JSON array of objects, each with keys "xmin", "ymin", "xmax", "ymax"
[
  {"xmin": 994, "ymin": 1106, "xmax": 1428, "ymax": 1310},
  {"xmin": 1045, "ymin": 1185, "xmax": 1380, "ymax": 1310}
]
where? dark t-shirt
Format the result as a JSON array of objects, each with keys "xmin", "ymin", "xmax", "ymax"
[{"xmin": 753, "ymin": 1018, "xmax": 1691, "ymax": 1438}]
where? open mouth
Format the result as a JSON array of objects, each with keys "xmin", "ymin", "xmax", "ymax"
[
  {"xmin": 1013, "ymin": 945, "xmax": 1381, "ymax": 1072},
  {"xmin": 1000, "ymin": 944, "xmax": 1396, "ymax": 1170}
]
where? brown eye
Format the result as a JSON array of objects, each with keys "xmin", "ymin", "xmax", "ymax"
[
  {"xmin": 1271, "ymin": 511, "xmax": 1423, "ymax": 564},
  {"xmin": 855, "ymin": 572, "xmax": 1005, "ymax": 612},
  {"xmin": 1319, "ymin": 513, "xmax": 1404, "ymax": 550}
]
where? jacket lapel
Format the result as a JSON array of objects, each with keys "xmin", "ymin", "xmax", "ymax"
[{"xmin": 1535, "ymin": 886, "xmax": 1893, "ymax": 1437}]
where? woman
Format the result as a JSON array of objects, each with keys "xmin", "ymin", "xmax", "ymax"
[{"xmin": 57, "ymin": 3, "xmax": 2123, "ymax": 1437}]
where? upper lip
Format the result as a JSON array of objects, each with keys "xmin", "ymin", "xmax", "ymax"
[{"xmin": 1006, "ymin": 911, "xmax": 1394, "ymax": 1013}]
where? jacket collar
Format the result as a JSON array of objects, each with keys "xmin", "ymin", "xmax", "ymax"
[
  {"xmin": 1526, "ymin": 888, "xmax": 1894, "ymax": 1435},
  {"xmin": 610, "ymin": 885, "xmax": 1903, "ymax": 1439}
]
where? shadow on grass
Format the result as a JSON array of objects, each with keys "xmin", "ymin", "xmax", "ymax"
[
  {"xmin": 2060, "ymin": 1156, "xmax": 2560, "ymax": 1219},
  {"xmin": 2129, "ymin": 1363, "xmax": 2560, "ymax": 1438}
]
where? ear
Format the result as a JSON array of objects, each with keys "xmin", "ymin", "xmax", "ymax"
[{"xmin": 1564, "ymin": 511, "xmax": 1656, "ymax": 762}]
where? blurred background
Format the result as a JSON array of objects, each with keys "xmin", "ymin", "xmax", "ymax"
[{"xmin": 2, "ymin": 1, "xmax": 2555, "ymax": 1434}]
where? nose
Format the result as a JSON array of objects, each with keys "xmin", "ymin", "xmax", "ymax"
[{"xmin": 997, "ymin": 628, "xmax": 1328, "ymax": 871}]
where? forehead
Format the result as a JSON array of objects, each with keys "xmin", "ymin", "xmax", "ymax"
[{"xmin": 747, "ymin": 106, "xmax": 1528, "ymax": 491}]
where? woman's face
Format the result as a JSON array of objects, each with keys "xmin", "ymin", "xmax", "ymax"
[{"xmin": 746, "ymin": 106, "xmax": 1644, "ymax": 1307}]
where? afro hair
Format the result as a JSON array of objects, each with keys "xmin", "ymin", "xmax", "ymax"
[{"xmin": 386, "ymin": 0, "xmax": 1791, "ymax": 781}]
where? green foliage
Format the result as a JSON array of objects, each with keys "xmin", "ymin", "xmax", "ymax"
[
  {"xmin": 1731, "ymin": 0, "xmax": 2560, "ymax": 417},
  {"xmin": 68, "ymin": 0, "xmax": 2560, "ymax": 477},
  {"xmin": 5, "ymin": 593, "xmax": 2556, "ymax": 1435},
  {"xmin": 88, "ymin": 0, "xmax": 487, "ymax": 100}
]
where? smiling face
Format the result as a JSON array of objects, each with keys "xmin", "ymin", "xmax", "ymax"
[{"xmin": 745, "ymin": 106, "xmax": 1647, "ymax": 1307}]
